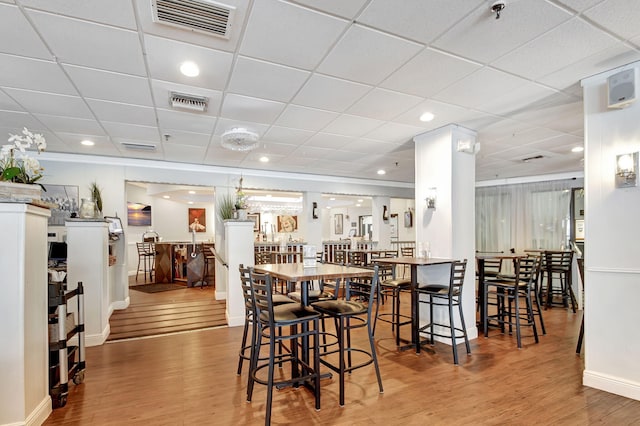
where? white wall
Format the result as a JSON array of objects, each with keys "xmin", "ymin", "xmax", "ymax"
[
  {"xmin": 391, "ymin": 198, "xmax": 416, "ymax": 241},
  {"xmin": 581, "ymin": 61, "xmax": 640, "ymax": 401}
]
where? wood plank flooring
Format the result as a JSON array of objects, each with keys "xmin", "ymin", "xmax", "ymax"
[
  {"xmin": 108, "ymin": 275, "xmax": 225, "ymax": 341},
  {"xmin": 45, "ymin": 293, "xmax": 640, "ymax": 425}
]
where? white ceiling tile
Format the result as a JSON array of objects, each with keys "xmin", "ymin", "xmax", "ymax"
[
  {"xmin": 262, "ymin": 125, "xmax": 313, "ymax": 144},
  {"xmin": 432, "ymin": 67, "xmax": 527, "ymax": 109},
  {"xmin": 240, "ymin": 0, "xmax": 348, "ymax": 69},
  {"xmin": 102, "ymin": 122, "xmax": 159, "ymax": 141},
  {"xmin": 54, "ymin": 133, "xmax": 117, "ymax": 156},
  {"xmin": 293, "ymin": 74, "xmax": 371, "ymax": 112},
  {"xmin": 364, "ymin": 122, "xmax": 424, "ymax": 143},
  {"xmin": 290, "ymin": 145, "xmax": 334, "ymax": 159},
  {"xmin": 34, "ymin": 114, "xmax": 105, "ymax": 135},
  {"xmin": 434, "ymin": 1, "xmax": 571, "ymax": 64},
  {"xmin": 525, "ymin": 134, "xmax": 584, "ymax": 154},
  {"xmin": 28, "ymin": 11, "xmax": 146, "ymax": 75},
  {"xmin": 228, "ymin": 56, "xmax": 310, "ymax": 102},
  {"xmin": 494, "ymin": 127, "xmax": 566, "ymax": 145},
  {"xmin": 3, "ymin": 88, "xmax": 93, "ymax": 118},
  {"xmin": 220, "ymin": 94, "xmax": 286, "ymax": 124},
  {"xmin": 145, "ymin": 35, "xmax": 234, "ymax": 91},
  {"xmin": 394, "ymin": 99, "xmax": 487, "ymax": 129},
  {"xmin": 156, "ymin": 108, "xmax": 216, "ymax": 135},
  {"xmin": 65, "ymin": 65, "xmax": 153, "ymax": 107},
  {"xmin": 347, "ymin": 88, "xmax": 423, "ymax": 121},
  {"xmin": 381, "ymin": 48, "xmax": 481, "ymax": 98},
  {"xmin": 318, "ymin": 24, "xmax": 423, "ymax": 85},
  {"xmin": 342, "ymin": 138, "xmax": 398, "ymax": 154},
  {"xmin": 0, "ymin": 111, "xmax": 43, "ymax": 131},
  {"xmin": 492, "ymin": 18, "xmax": 619, "ymax": 80},
  {"xmin": 555, "ymin": 0, "xmax": 605, "ymax": 12},
  {"xmin": 276, "ymin": 105, "xmax": 339, "ymax": 132},
  {"xmin": 584, "ymin": 0, "xmax": 640, "ymax": 41},
  {"xmin": 0, "ymin": 54, "xmax": 76, "ymax": 95},
  {"xmin": 86, "ymin": 99, "xmax": 157, "ymax": 126},
  {"xmin": 0, "ymin": 89, "xmax": 24, "ymax": 111},
  {"xmin": 161, "ymin": 130, "xmax": 212, "ymax": 148},
  {"xmin": 0, "ymin": 4, "xmax": 51, "ymax": 60},
  {"xmin": 476, "ymin": 82, "xmax": 560, "ymax": 116},
  {"xmin": 256, "ymin": 141, "xmax": 300, "ymax": 155},
  {"xmin": 290, "ymin": 0, "xmax": 368, "ymax": 19},
  {"xmin": 321, "ymin": 114, "xmax": 384, "ymax": 137},
  {"xmin": 538, "ymin": 42, "xmax": 640, "ymax": 90},
  {"xmin": 114, "ymin": 139, "xmax": 165, "ymax": 160},
  {"xmin": 21, "ymin": 0, "xmax": 137, "ymax": 29},
  {"xmin": 359, "ymin": 0, "xmax": 483, "ymax": 44},
  {"xmin": 304, "ymin": 132, "xmax": 355, "ymax": 149}
]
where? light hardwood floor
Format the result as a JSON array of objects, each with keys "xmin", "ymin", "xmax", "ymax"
[{"xmin": 45, "ymin": 292, "xmax": 640, "ymax": 425}]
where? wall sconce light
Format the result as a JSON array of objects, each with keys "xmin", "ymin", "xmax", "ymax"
[
  {"xmin": 382, "ymin": 205, "xmax": 389, "ymax": 221},
  {"xmin": 312, "ymin": 202, "xmax": 318, "ymax": 219},
  {"xmin": 615, "ymin": 152, "xmax": 638, "ymax": 188},
  {"xmin": 425, "ymin": 187, "xmax": 437, "ymax": 209}
]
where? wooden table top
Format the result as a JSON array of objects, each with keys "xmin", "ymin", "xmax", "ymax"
[
  {"xmin": 253, "ymin": 262, "xmax": 374, "ymax": 282},
  {"xmin": 375, "ymin": 256, "xmax": 458, "ymax": 266}
]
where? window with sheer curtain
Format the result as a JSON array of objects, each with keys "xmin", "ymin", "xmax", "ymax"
[{"xmin": 476, "ymin": 179, "xmax": 580, "ymax": 253}]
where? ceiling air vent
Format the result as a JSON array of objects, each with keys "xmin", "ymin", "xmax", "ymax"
[
  {"xmin": 169, "ymin": 91, "xmax": 208, "ymax": 112},
  {"xmin": 152, "ymin": 0, "xmax": 235, "ymax": 39},
  {"xmin": 121, "ymin": 142, "xmax": 157, "ymax": 151},
  {"xmin": 521, "ymin": 155, "xmax": 544, "ymax": 163}
]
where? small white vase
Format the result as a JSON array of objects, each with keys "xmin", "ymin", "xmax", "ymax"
[
  {"xmin": 0, "ymin": 181, "xmax": 42, "ymax": 202},
  {"xmin": 237, "ymin": 209, "xmax": 248, "ymax": 220}
]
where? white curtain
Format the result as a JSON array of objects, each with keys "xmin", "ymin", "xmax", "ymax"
[{"xmin": 476, "ymin": 179, "xmax": 580, "ymax": 253}]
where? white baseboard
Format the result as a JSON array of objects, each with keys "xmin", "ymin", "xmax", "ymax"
[
  {"xmin": 111, "ymin": 297, "xmax": 130, "ymax": 312},
  {"xmin": 226, "ymin": 311, "xmax": 244, "ymax": 327},
  {"xmin": 22, "ymin": 394, "xmax": 52, "ymax": 426},
  {"xmin": 86, "ymin": 324, "xmax": 110, "ymax": 347},
  {"xmin": 583, "ymin": 370, "xmax": 640, "ymax": 401},
  {"xmin": 215, "ymin": 290, "xmax": 227, "ymax": 300}
]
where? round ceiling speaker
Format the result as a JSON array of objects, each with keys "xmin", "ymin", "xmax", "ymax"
[{"xmin": 220, "ymin": 128, "xmax": 259, "ymax": 152}]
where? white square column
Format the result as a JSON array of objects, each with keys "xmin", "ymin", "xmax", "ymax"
[
  {"xmin": 414, "ymin": 124, "xmax": 478, "ymax": 340},
  {"xmin": 224, "ymin": 220, "xmax": 254, "ymax": 327}
]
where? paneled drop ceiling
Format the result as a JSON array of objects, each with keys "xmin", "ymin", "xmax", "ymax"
[{"xmin": 1, "ymin": 0, "xmax": 639, "ymax": 182}]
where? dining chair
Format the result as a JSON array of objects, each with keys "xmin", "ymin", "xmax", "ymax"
[
  {"xmin": 415, "ymin": 260, "xmax": 470, "ymax": 364},
  {"xmin": 236, "ymin": 265, "xmax": 295, "ymax": 377},
  {"xmin": 543, "ymin": 250, "xmax": 576, "ymax": 311},
  {"xmin": 311, "ymin": 266, "xmax": 383, "ymax": 406},
  {"xmin": 484, "ymin": 256, "xmax": 541, "ymax": 348},
  {"xmin": 373, "ymin": 260, "xmax": 412, "ymax": 346},
  {"xmin": 247, "ymin": 269, "xmax": 321, "ymax": 425},
  {"xmin": 135, "ymin": 242, "xmax": 155, "ymax": 281}
]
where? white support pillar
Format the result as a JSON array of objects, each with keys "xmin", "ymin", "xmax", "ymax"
[
  {"xmin": 302, "ymin": 191, "xmax": 323, "ymax": 250},
  {"xmin": 414, "ymin": 124, "xmax": 478, "ymax": 341},
  {"xmin": 371, "ymin": 196, "xmax": 391, "ymax": 249},
  {"xmin": 0, "ymin": 203, "xmax": 51, "ymax": 426},
  {"xmin": 224, "ymin": 220, "xmax": 254, "ymax": 327}
]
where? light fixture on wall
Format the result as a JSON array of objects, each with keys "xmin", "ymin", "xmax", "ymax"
[
  {"xmin": 312, "ymin": 202, "xmax": 318, "ymax": 219},
  {"xmin": 615, "ymin": 152, "xmax": 638, "ymax": 188},
  {"xmin": 425, "ymin": 187, "xmax": 437, "ymax": 209},
  {"xmin": 382, "ymin": 205, "xmax": 389, "ymax": 221},
  {"xmin": 456, "ymin": 139, "xmax": 480, "ymax": 154}
]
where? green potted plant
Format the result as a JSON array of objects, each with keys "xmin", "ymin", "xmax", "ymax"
[
  {"xmin": 217, "ymin": 193, "xmax": 235, "ymax": 221},
  {"xmin": 89, "ymin": 181, "xmax": 103, "ymax": 217}
]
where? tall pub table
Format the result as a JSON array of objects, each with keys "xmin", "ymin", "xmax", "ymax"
[{"xmin": 376, "ymin": 256, "xmax": 457, "ymax": 353}]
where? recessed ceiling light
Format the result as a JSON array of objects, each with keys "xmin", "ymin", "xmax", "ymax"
[
  {"xmin": 188, "ymin": 201, "xmax": 194, "ymax": 205},
  {"xmin": 81, "ymin": 140, "xmax": 94, "ymax": 146},
  {"xmin": 163, "ymin": 195, "xmax": 170, "ymax": 199},
  {"xmin": 356, "ymin": 204, "xmax": 361, "ymax": 207},
  {"xmin": 419, "ymin": 112, "xmax": 435, "ymax": 122},
  {"xmin": 259, "ymin": 156, "xmax": 269, "ymax": 162},
  {"xmin": 571, "ymin": 146, "xmax": 584, "ymax": 153},
  {"xmin": 265, "ymin": 194, "xmax": 272, "ymax": 198},
  {"xmin": 377, "ymin": 169, "xmax": 386, "ymax": 175},
  {"xmin": 326, "ymin": 206, "xmax": 331, "ymax": 209},
  {"xmin": 357, "ymin": 199, "xmax": 363, "ymax": 203},
  {"xmin": 180, "ymin": 61, "xmax": 199, "ymax": 77},
  {"xmin": 188, "ymin": 190, "xmax": 196, "ymax": 194},
  {"xmin": 329, "ymin": 197, "xmax": 336, "ymax": 201}
]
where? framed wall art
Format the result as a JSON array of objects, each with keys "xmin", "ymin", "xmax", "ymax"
[
  {"xmin": 188, "ymin": 208, "xmax": 206, "ymax": 232},
  {"xmin": 248, "ymin": 212, "xmax": 261, "ymax": 232},
  {"xmin": 127, "ymin": 201, "xmax": 152, "ymax": 226},
  {"xmin": 277, "ymin": 215, "xmax": 297, "ymax": 232},
  {"xmin": 334, "ymin": 213, "xmax": 343, "ymax": 235}
]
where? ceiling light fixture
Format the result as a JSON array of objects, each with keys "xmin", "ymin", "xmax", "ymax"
[
  {"xmin": 180, "ymin": 61, "xmax": 200, "ymax": 77},
  {"xmin": 163, "ymin": 195, "xmax": 170, "ymax": 199},
  {"xmin": 419, "ymin": 112, "xmax": 435, "ymax": 122},
  {"xmin": 259, "ymin": 156, "xmax": 269, "ymax": 162},
  {"xmin": 571, "ymin": 146, "xmax": 584, "ymax": 153},
  {"xmin": 377, "ymin": 169, "xmax": 386, "ymax": 175},
  {"xmin": 188, "ymin": 190, "xmax": 196, "ymax": 194},
  {"xmin": 81, "ymin": 140, "xmax": 94, "ymax": 146},
  {"xmin": 221, "ymin": 128, "xmax": 259, "ymax": 152}
]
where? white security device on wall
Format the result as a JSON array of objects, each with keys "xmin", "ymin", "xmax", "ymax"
[{"xmin": 607, "ymin": 68, "xmax": 636, "ymax": 109}]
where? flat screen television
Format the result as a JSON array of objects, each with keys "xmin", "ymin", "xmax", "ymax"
[{"xmin": 48, "ymin": 242, "xmax": 67, "ymax": 263}]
